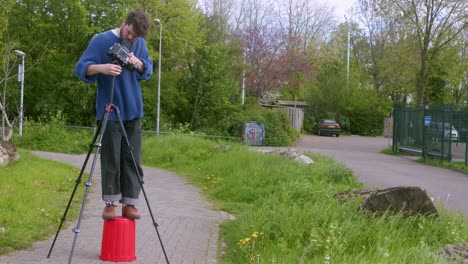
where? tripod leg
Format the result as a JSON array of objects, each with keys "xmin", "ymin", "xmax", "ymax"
[
  {"xmin": 67, "ymin": 111, "xmax": 111, "ymax": 264},
  {"xmin": 113, "ymin": 106, "xmax": 170, "ymax": 264},
  {"xmin": 47, "ymin": 117, "xmax": 105, "ymax": 258}
]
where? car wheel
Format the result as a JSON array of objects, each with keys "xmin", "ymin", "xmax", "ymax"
[{"xmin": 336, "ymin": 134, "xmax": 340, "ymax": 137}]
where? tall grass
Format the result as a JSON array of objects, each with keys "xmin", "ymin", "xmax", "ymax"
[
  {"xmin": 11, "ymin": 119, "xmax": 93, "ymax": 154},
  {"xmin": 143, "ymin": 134, "xmax": 467, "ymax": 264},
  {"xmin": 0, "ymin": 151, "xmax": 82, "ymax": 254}
]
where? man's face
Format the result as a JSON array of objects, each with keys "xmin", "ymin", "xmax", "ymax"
[{"xmin": 121, "ymin": 23, "xmax": 139, "ymax": 42}]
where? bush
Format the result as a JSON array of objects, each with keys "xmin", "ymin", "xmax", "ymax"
[
  {"xmin": 344, "ymin": 89, "xmax": 390, "ymax": 136},
  {"xmin": 303, "ymin": 113, "xmax": 317, "ymax": 134},
  {"xmin": 228, "ymin": 105, "xmax": 299, "ymax": 146}
]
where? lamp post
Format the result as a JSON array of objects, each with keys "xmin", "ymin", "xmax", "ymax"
[
  {"xmin": 15, "ymin": 50, "xmax": 26, "ymax": 136},
  {"xmin": 346, "ymin": 17, "xmax": 350, "ymax": 82},
  {"xmin": 154, "ymin": 19, "xmax": 162, "ymax": 135}
]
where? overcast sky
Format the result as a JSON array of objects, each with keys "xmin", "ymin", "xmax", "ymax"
[{"xmin": 322, "ymin": 0, "xmax": 357, "ymax": 21}]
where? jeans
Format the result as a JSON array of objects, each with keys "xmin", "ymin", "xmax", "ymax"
[{"xmin": 99, "ymin": 118, "xmax": 143, "ymax": 205}]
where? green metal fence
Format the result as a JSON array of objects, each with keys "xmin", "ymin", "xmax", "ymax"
[
  {"xmin": 392, "ymin": 104, "xmax": 425, "ymax": 154},
  {"xmin": 393, "ymin": 104, "xmax": 468, "ymax": 165}
]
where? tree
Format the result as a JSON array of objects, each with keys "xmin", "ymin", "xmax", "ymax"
[
  {"xmin": 352, "ymin": 0, "xmax": 398, "ymax": 92},
  {"xmin": 198, "ymin": 0, "xmax": 235, "ymax": 43},
  {"xmin": 0, "ymin": 46, "xmax": 20, "ymax": 140},
  {"xmin": 4, "ymin": 0, "xmax": 97, "ymax": 125},
  {"xmin": 393, "ymin": 0, "xmax": 468, "ymax": 106},
  {"xmin": 277, "ymin": 0, "xmax": 335, "ymax": 52},
  {"xmin": 305, "ymin": 62, "xmax": 351, "ymax": 119},
  {"xmin": 177, "ymin": 43, "xmax": 240, "ymax": 133},
  {"xmin": 445, "ymin": 30, "xmax": 468, "ymax": 105}
]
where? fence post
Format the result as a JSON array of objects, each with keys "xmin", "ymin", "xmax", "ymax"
[
  {"xmin": 422, "ymin": 104, "xmax": 428, "ymax": 160},
  {"xmin": 465, "ymin": 131, "xmax": 468, "ymax": 167},
  {"xmin": 392, "ymin": 106, "xmax": 398, "ymax": 153}
]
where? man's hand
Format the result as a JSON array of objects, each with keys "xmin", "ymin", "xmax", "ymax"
[
  {"xmin": 87, "ymin": 64, "xmax": 122, "ymax": 77},
  {"xmin": 128, "ymin": 52, "xmax": 144, "ymax": 72}
]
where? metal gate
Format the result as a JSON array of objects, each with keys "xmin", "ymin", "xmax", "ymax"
[{"xmin": 393, "ymin": 104, "xmax": 468, "ymax": 163}]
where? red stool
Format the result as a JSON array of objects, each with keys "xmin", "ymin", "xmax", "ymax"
[{"xmin": 100, "ymin": 217, "xmax": 136, "ymax": 262}]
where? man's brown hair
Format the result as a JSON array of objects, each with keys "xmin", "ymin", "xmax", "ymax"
[{"xmin": 125, "ymin": 8, "xmax": 151, "ymax": 38}]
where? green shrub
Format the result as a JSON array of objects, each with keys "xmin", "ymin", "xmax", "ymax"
[
  {"xmin": 228, "ymin": 105, "xmax": 299, "ymax": 146},
  {"xmin": 303, "ymin": 114, "xmax": 317, "ymax": 134}
]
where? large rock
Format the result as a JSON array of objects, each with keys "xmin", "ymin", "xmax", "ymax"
[
  {"xmin": 441, "ymin": 243, "xmax": 468, "ymax": 263},
  {"xmin": 335, "ymin": 186, "xmax": 438, "ymax": 217},
  {"xmin": 0, "ymin": 141, "xmax": 20, "ymax": 166}
]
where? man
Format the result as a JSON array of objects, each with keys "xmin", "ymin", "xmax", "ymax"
[{"xmin": 75, "ymin": 8, "xmax": 153, "ymax": 220}]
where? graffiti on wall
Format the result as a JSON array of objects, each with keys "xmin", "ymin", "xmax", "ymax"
[{"xmin": 244, "ymin": 122, "xmax": 265, "ymax": 146}]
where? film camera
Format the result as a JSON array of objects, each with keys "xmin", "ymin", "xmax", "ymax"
[{"xmin": 107, "ymin": 41, "xmax": 136, "ymax": 71}]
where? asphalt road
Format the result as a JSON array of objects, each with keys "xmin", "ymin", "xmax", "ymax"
[{"xmin": 293, "ymin": 135, "xmax": 468, "ymax": 217}]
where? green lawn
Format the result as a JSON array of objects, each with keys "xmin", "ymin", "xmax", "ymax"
[
  {"xmin": 3, "ymin": 127, "xmax": 467, "ymax": 263},
  {"xmin": 142, "ymin": 135, "xmax": 467, "ymax": 263},
  {"xmin": 0, "ymin": 151, "xmax": 82, "ymax": 254}
]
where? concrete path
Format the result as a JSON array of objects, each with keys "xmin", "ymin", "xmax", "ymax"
[
  {"xmin": 0, "ymin": 151, "xmax": 231, "ymax": 264},
  {"xmin": 293, "ymin": 135, "xmax": 468, "ymax": 216}
]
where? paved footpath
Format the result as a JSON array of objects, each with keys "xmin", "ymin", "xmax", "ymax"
[{"xmin": 0, "ymin": 151, "xmax": 232, "ymax": 264}]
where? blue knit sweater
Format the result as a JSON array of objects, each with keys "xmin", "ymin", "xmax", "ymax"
[{"xmin": 75, "ymin": 30, "xmax": 153, "ymax": 121}]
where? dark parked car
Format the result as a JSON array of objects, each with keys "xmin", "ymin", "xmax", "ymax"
[{"xmin": 317, "ymin": 119, "xmax": 341, "ymax": 137}]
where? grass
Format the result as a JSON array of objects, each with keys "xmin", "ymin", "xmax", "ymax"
[
  {"xmin": 381, "ymin": 147, "xmax": 468, "ymax": 174},
  {"xmin": 417, "ymin": 158, "xmax": 468, "ymax": 174},
  {"xmin": 11, "ymin": 121, "xmax": 93, "ymax": 154},
  {"xmin": 142, "ymin": 134, "xmax": 468, "ymax": 263},
  {"xmin": 4, "ymin": 123, "xmax": 468, "ymax": 263},
  {"xmin": 0, "ymin": 151, "xmax": 82, "ymax": 255}
]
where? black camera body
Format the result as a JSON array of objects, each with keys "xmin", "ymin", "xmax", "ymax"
[{"xmin": 107, "ymin": 42, "xmax": 135, "ymax": 71}]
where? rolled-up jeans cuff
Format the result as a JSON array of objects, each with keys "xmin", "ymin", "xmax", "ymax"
[
  {"xmin": 120, "ymin": 197, "xmax": 139, "ymax": 206},
  {"xmin": 103, "ymin": 194, "xmax": 121, "ymax": 203}
]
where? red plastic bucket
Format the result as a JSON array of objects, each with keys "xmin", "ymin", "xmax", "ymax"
[{"xmin": 100, "ymin": 217, "xmax": 136, "ymax": 262}]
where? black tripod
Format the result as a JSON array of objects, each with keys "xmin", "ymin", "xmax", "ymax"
[{"xmin": 47, "ymin": 76, "xmax": 170, "ymax": 264}]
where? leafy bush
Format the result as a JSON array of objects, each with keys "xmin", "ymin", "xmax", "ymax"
[
  {"xmin": 344, "ymin": 88, "xmax": 391, "ymax": 136},
  {"xmin": 228, "ymin": 105, "xmax": 299, "ymax": 146},
  {"xmin": 304, "ymin": 61, "xmax": 392, "ymax": 137},
  {"xmin": 303, "ymin": 113, "xmax": 317, "ymax": 134}
]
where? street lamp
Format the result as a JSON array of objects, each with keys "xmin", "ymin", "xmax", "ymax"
[
  {"xmin": 15, "ymin": 50, "xmax": 26, "ymax": 136},
  {"xmin": 346, "ymin": 17, "xmax": 350, "ymax": 82},
  {"xmin": 154, "ymin": 19, "xmax": 162, "ymax": 135}
]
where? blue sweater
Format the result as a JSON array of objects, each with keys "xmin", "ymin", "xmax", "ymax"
[{"xmin": 75, "ymin": 30, "xmax": 153, "ymax": 121}]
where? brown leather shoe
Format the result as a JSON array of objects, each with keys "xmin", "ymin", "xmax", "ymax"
[
  {"xmin": 122, "ymin": 205, "xmax": 140, "ymax": 219},
  {"xmin": 102, "ymin": 203, "xmax": 117, "ymax": 220}
]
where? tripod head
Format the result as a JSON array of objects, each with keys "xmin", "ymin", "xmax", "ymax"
[{"xmin": 107, "ymin": 42, "xmax": 136, "ymax": 71}]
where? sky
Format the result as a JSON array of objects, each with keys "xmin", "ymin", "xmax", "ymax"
[{"xmin": 322, "ymin": 0, "xmax": 357, "ymax": 21}]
